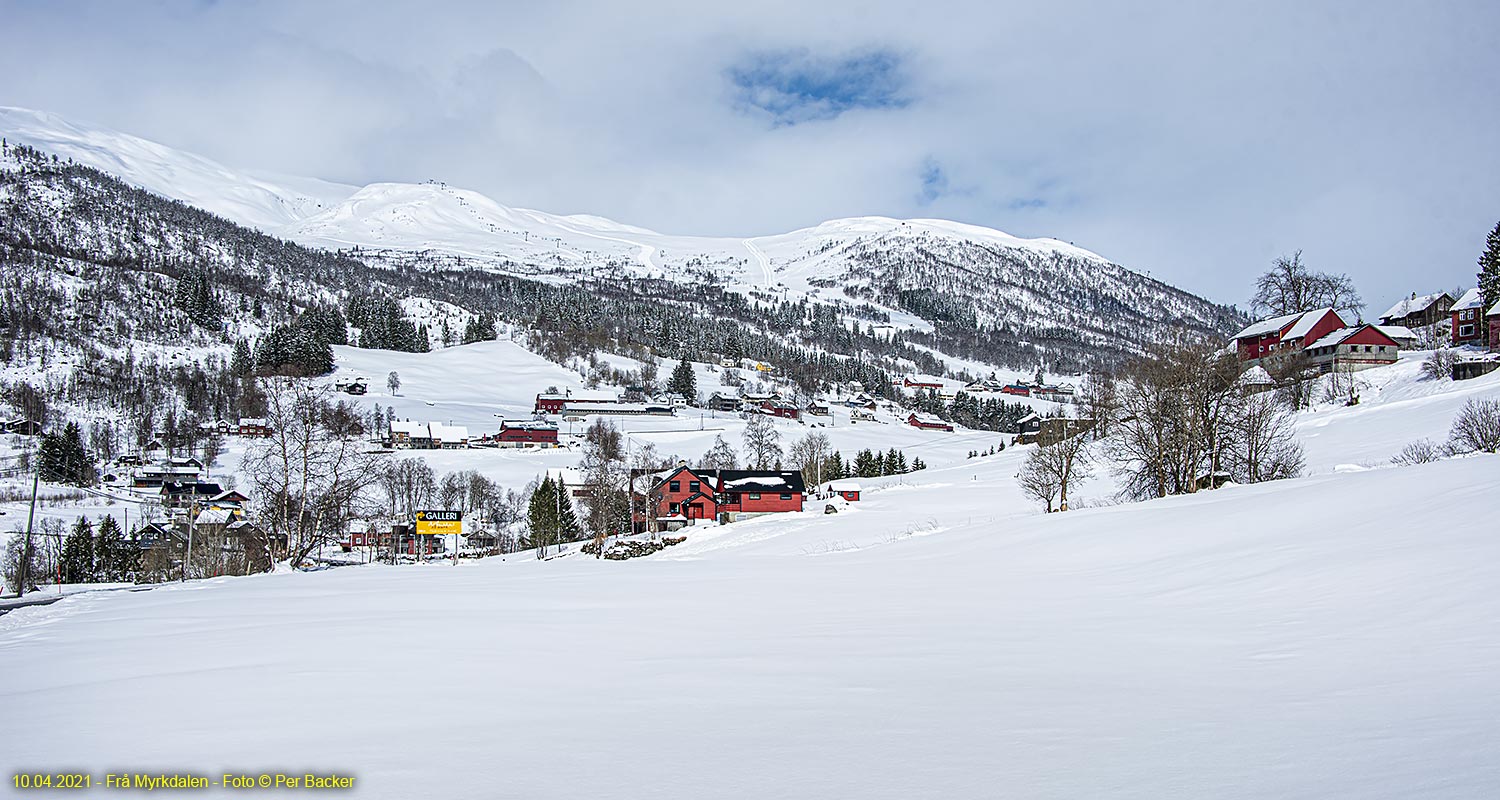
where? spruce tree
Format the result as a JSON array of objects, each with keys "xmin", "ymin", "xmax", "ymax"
[
  {"xmin": 668, "ymin": 356, "xmax": 697, "ymax": 399},
  {"xmin": 1478, "ymin": 220, "xmax": 1500, "ymax": 311},
  {"xmin": 59, "ymin": 516, "xmax": 96, "ymax": 583},
  {"xmin": 95, "ymin": 515, "xmax": 135, "ymax": 581}
]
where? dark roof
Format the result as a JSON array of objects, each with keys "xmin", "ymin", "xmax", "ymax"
[
  {"xmin": 161, "ymin": 481, "xmax": 225, "ymax": 497},
  {"xmin": 715, "ymin": 470, "xmax": 807, "ymax": 494}
]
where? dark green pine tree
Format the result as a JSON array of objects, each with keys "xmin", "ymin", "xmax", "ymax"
[
  {"xmin": 668, "ymin": 356, "xmax": 697, "ymax": 400},
  {"xmin": 230, "ymin": 339, "xmax": 255, "ymax": 377},
  {"xmin": 59, "ymin": 516, "xmax": 96, "ymax": 583},
  {"xmin": 40, "ymin": 422, "xmax": 95, "ymax": 485},
  {"xmin": 1478, "ymin": 219, "xmax": 1500, "ymax": 311},
  {"xmin": 911, "ymin": 456, "xmax": 926, "ymax": 471},
  {"xmin": 95, "ymin": 515, "xmax": 137, "ymax": 581},
  {"xmin": 890, "ymin": 449, "xmax": 908, "ymax": 474},
  {"xmin": 527, "ymin": 476, "xmax": 559, "ymax": 551}
]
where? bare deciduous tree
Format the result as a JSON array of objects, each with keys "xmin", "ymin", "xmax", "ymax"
[
  {"xmin": 1251, "ymin": 251, "xmax": 1365, "ymax": 317},
  {"xmin": 1448, "ymin": 398, "xmax": 1500, "ymax": 453},
  {"xmin": 1017, "ymin": 430, "xmax": 1094, "ymax": 513},
  {"xmin": 242, "ymin": 379, "xmax": 384, "ymax": 568},
  {"xmin": 742, "ymin": 413, "xmax": 781, "ymax": 470}
]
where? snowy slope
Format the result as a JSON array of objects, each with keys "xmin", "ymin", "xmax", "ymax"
[
  {"xmin": 1, "ymin": 105, "xmax": 1240, "ymax": 367},
  {"xmin": 0, "ymin": 107, "xmax": 355, "ymax": 231},
  {"xmin": 2, "ymin": 455, "xmax": 1497, "ymax": 798}
]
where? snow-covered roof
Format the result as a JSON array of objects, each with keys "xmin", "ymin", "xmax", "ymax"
[
  {"xmin": 1376, "ymin": 325, "xmax": 1416, "ymax": 341},
  {"xmin": 429, "ymin": 423, "xmax": 468, "ymax": 441},
  {"xmin": 726, "ymin": 475, "xmax": 788, "ymax": 487},
  {"xmin": 909, "ymin": 411, "xmax": 947, "ymax": 425},
  {"xmin": 828, "ymin": 481, "xmax": 862, "ymax": 492},
  {"xmin": 1489, "ymin": 301, "xmax": 1500, "ymax": 318},
  {"xmin": 1237, "ymin": 365, "xmax": 1275, "ymax": 385},
  {"xmin": 1452, "ymin": 288, "xmax": 1485, "ymax": 311},
  {"xmin": 194, "ymin": 508, "xmax": 234, "ymax": 526},
  {"xmin": 1304, "ymin": 325, "xmax": 1398, "ymax": 351},
  {"xmin": 1231, "ymin": 308, "xmax": 1336, "ymax": 341},
  {"xmin": 1232, "ymin": 311, "xmax": 1304, "ymax": 340},
  {"xmin": 390, "ymin": 420, "xmax": 425, "ymax": 435},
  {"xmin": 1017, "ymin": 412, "xmax": 1040, "ymax": 424},
  {"xmin": 499, "ymin": 419, "xmax": 557, "ymax": 431},
  {"xmin": 237, "ymin": 417, "xmax": 267, "ymax": 427},
  {"xmin": 1285, "ymin": 308, "xmax": 1337, "ymax": 340},
  {"xmin": 1380, "ymin": 292, "xmax": 1452, "ymax": 321}
]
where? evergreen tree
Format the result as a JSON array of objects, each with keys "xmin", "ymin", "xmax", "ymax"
[
  {"xmin": 890, "ymin": 448, "xmax": 908, "ymax": 474},
  {"xmin": 95, "ymin": 515, "xmax": 135, "ymax": 581},
  {"xmin": 173, "ymin": 271, "xmax": 222, "ymax": 328},
  {"xmin": 1478, "ymin": 220, "xmax": 1500, "ymax": 311},
  {"xmin": 911, "ymin": 456, "xmax": 926, "ymax": 471},
  {"xmin": 853, "ymin": 449, "xmax": 878, "ymax": 478},
  {"xmin": 39, "ymin": 422, "xmax": 94, "ymax": 485},
  {"xmin": 230, "ymin": 339, "xmax": 255, "ymax": 377},
  {"xmin": 668, "ymin": 356, "xmax": 697, "ymax": 400},
  {"xmin": 59, "ymin": 516, "xmax": 96, "ymax": 583}
]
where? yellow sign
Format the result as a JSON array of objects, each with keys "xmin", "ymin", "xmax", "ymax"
[{"xmin": 415, "ymin": 509, "xmax": 462, "ymax": 536}]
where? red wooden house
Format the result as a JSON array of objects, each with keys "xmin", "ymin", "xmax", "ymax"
[
  {"xmin": 903, "ymin": 377, "xmax": 944, "ymax": 391},
  {"xmin": 907, "ymin": 411, "xmax": 954, "ymax": 432},
  {"xmin": 494, "ymin": 419, "xmax": 559, "ymax": 447},
  {"xmin": 1451, "ymin": 288, "xmax": 1487, "ymax": 346},
  {"xmin": 761, "ymin": 400, "xmax": 801, "ymax": 420},
  {"xmin": 1302, "ymin": 324, "xmax": 1401, "ymax": 372},
  {"xmin": 828, "ymin": 481, "xmax": 861, "ymax": 501},
  {"xmin": 1231, "ymin": 308, "xmax": 1347, "ymax": 362},
  {"xmin": 534, "ymin": 391, "xmax": 619, "ymax": 414},
  {"xmin": 1000, "ymin": 383, "xmax": 1031, "ymax": 396},
  {"xmin": 1488, "ymin": 302, "xmax": 1500, "ymax": 351},
  {"xmin": 632, "ymin": 466, "xmax": 806, "ymax": 529}
]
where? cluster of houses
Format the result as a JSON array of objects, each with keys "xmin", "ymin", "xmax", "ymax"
[
  {"xmin": 1229, "ymin": 289, "xmax": 1500, "ymax": 380},
  {"xmin": 1232, "ymin": 307, "xmax": 1409, "ymax": 373},
  {"xmin": 194, "ymin": 417, "xmax": 273, "ymax": 438},
  {"xmin": 119, "ymin": 455, "xmax": 276, "ymax": 569},
  {"xmin": 383, "ymin": 418, "xmax": 563, "ymax": 450},
  {"xmin": 898, "ymin": 376, "xmax": 1077, "ymax": 403},
  {"xmin": 1376, "ymin": 288, "xmax": 1500, "ymax": 352}
]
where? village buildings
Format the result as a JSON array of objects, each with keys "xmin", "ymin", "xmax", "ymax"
[{"xmin": 1451, "ymin": 288, "xmax": 1488, "ymax": 346}]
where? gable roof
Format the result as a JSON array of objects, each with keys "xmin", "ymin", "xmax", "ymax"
[
  {"xmin": 1379, "ymin": 291, "xmax": 1453, "ymax": 321},
  {"xmin": 1232, "ymin": 308, "xmax": 1339, "ymax": 341},
  {"xmin": 1453, "ymin": 288, "xmax": 1486, "ymax": 312},
  {"xmin": 717, "ymin": 470, "xmax": 807, "ymax": 494},
  {"xmin": 1304, "ymin": 324, "xmax": 1400, "ymax": 351}
]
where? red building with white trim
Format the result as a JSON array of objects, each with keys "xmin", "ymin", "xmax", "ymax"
[
  {"xmin": 494, "ymin": 419, "xmax": 559, "ymax": 446},
  {"xmin": 907, "ymin": 412, "xmax": 954, "ymax": 431},
  {"xmin": 1232, "ymin": 308, "xmax": 1347, "ymax": 363},
  {"xmin": 1451, "ymin": 289, "xmax": 1487, "ymax": 346},
  {"xmin": 632, "ymin": 465, "xmax": 807, "ymax": 529}
]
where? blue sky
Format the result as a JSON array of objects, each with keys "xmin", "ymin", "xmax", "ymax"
[{"xmin": 1, "ymin": 0, "xmax": 1497, "ymax": 309}]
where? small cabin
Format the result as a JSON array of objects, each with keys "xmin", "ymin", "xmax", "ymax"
[{"xmin": 828, "ymin": 481, "xmax": 861, "ymax": 502}]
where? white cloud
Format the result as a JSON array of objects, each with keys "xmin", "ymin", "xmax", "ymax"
[{"xmin": 1, "ymin": 0, "xmax": 1496, "ymax": 309}]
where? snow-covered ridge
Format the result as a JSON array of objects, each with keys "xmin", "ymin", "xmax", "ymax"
[{"xmin": 0, "ymin": 106, "xmax": 1108, "ymax": 284}]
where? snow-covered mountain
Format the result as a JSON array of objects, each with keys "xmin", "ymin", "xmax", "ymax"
[{"xmin": 0, "ymin": 105, "xmax": 1243, "ymax": 367}]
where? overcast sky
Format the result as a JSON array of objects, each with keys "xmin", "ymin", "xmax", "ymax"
[{"xmin": 2, "ymin": 0, "xmax": 1496, "ymax": 310}]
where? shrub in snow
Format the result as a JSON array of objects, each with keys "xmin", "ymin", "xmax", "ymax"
[
  {"xmin": 1447, "ymin": 398, "xmax": 1500, "ymax": 454},
  {"xmin": 1391, "ymin": 439, "xmax": 1447, "ymax": 466},
  {"xmin": 1421, "ymin": 349, "xmax": 1459, "ymax": 381}
]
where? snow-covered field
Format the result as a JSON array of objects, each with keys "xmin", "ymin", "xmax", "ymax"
[
  {"xmin": 3, "ymin": 447, "xmax": 1498, "ymax": 798},
  {"xmin": 4, "ymin": 338, "xmax": 1499, "ymax": 797}
]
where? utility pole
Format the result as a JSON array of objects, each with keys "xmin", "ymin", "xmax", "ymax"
[
  {"xmin": 182, "ymin": 500, "xmax": 196, "ymax": 582},
  {"xmin": 17, "ymin": 466, "xmax": 40, "ymax": 598}
]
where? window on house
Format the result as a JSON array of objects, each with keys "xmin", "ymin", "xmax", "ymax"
[
  {"xmin": 748, "ymin": 492, "xmax": 761, "ymax": 500},
  {"xmin": 669, "ymin": 502, "xmax": 679, "ymax": 514},
  {"xmin": 669, "ymin": 481, "xmax": 680, "ymax": 492},
  {"xmin": 689, "ymin": 481, "xmax": 699, "ymax": 492},
  {"xmin": 1460, "ymin": 324, "xmax": 1475, "ymax": 337},
  {"xmin": 780, "ymin": 493, "xmax": 792, "ymax": 500},
  {"xmin": 1364, "ymin": 345, "xmax": 1372, "ymax": 352}
]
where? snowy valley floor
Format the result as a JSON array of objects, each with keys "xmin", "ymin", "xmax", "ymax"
[{"xmin": 3, "ymin": 453, "xmax": 1499, "ymax": 799}]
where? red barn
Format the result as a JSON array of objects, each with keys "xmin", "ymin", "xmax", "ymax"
[
  {"xmin": 1232, "ymin": 308, "xmax": 1347, "ymax": 362},
  {"xmin": 908, "ymin": 412, "xmax": 954, "ymax": 431},
  {"xmin": 903, "ymin": 377, "xmax": 944, "ymax": 390},
  {"xmin": 1302, "ymin": 324, "xmax": 1401, "ymax": 373},
  {"xmin": 495, "ymin": 419, "xmax": 559, "ymax": 446},
  {"xmin": 534, "ymin": 392, "xmax": 619, "ymax": 414},
  {"xmin": 1451, "ymin": 288, "xmax": 1487, "ymax": 346},
  {"xmin": 1001, "ymin": 384, "xmax": 1031, "ymax": 396}
]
